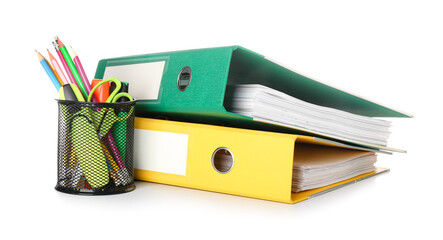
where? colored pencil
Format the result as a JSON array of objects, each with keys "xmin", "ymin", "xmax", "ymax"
[
  {"xmin": 55, "ymin": 37, "xmax": 88, "ymax": 99},
  {"xmin": 36, "ymin": 50, "xmax": 61, "ymax": 91},
  {"xmin": 71, "ymin": 46, "xmax": 96, "ymax": 101},
  {"xmin": 45, "ymin": 52, "xmax": 64, "ymax": 86},
  {"xmin": 52, "ymin": 37, "xmax": 76, "ymax": 86},
  {"xmin": 47, "ymin": 49, "xmax": 68, "ymax": 85}
]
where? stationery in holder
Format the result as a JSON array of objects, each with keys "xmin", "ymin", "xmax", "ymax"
[
  {"xmin": 94, "ymin": 46, "xmax": 412, "ymax": 153},
  {"xmin": 55, "ymin": 100, "xmax": 136, "ymax": 194},
  {"xmin": 133, "ymin": 117, "xmax": 388, "ymax": 204}
]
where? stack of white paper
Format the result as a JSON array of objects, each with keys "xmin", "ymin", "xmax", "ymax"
[
  {"xmin": 292, "ymin": 143, "xmax": 377, "ymax": 192},
  {"xmin": 227, "ymin": 84, "xmax": 391, "ymax": 146}
]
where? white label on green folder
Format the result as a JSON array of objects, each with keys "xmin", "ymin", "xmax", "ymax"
[
  {"xmin": 134, "ymin": 129, "xmax": 188, "ymax": 176},
  {"xmin": 103, "ymin": 61, "xmax": 165, "ymax": 100}
]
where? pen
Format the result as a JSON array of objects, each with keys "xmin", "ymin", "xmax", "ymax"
[
  {"xmin": 35, "ymin": 50, "xmax": 61, "ymax": 91},
  {"xmin": 101, "ymin": 141, "xmax": 124, "ymax": 186},
  {"xmin": 104, "ymin": 133, "xmax": 132, "ymax": 186},
  {"xmin": 110, "ymin": 82, "xmax": 130, "ymax": 160},
  {"xmin": 59, "ymin": 84, "xmax": 85, "ymax": 101}
]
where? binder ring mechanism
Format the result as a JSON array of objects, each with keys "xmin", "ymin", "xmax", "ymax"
[
  {"xmin": 177, "ymin": 66, "xmax": 191, "ymax": 91},
  {"xmin": 211, "ymin": 147, "xmax": 234, "ymax": 174}
]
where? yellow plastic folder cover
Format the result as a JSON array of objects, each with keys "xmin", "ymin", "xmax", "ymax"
[{"xmin": 133, "ymin": 118, "xmax": 387, "ymax": 204}]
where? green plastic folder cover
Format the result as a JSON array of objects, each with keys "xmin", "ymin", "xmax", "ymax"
[{"xmin": 95, "ymin": 46, "xmax": 410, "ymax": 150}]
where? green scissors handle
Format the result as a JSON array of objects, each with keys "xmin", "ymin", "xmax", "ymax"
[
  {"xmin": 86, "ymin": 77, "xmax": 135, "ymax": 137},
  {"xmin": 112, "ymin": 92, "xmax": 134, "ymax": 102},
  {"xmin": 97, "ymin": 107, "xmax": 134, "ymax": 138},
  {"xmin": 87, "ymin": 78, "xmax": 122, "ymax": 103}
]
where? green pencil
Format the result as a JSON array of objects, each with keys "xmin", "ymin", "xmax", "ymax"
[{"xmin": 55, "ymin": 37, "xmax": 88, "ymax": 98}]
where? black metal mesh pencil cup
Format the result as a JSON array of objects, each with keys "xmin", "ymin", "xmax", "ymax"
[{"xmin": 55, "ymin": 100, "xmax": 136, "ymax": 195}]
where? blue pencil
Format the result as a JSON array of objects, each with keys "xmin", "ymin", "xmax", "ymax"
[{"xmin": 36, "ymin": 50, "xmax": 61, "ymax": 91}]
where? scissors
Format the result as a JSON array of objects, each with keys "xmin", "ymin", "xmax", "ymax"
[
  {"xmin": 60, "ymin": 77, "xmax": 133, "ymax": 127},
  {"xmin": 87, "ymin": 78, "xmax": 134, "ymax": 138},
  {"xmin": 88, "ymin": 78, "xmax": 133, "ymax": 103}
]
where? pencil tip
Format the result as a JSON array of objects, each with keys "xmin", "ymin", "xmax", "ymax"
[
  {"xmin": 56, "ymin": 36, "xmax": 64, "ymax": 47},
  {"xmin": 35, "ymin": 50, "xmax": 43, "ymax": 60}
]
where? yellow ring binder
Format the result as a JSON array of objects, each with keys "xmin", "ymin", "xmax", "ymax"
[{"xmin": 133, "ymin": 117, "xmax": 388, "ymax": 204}]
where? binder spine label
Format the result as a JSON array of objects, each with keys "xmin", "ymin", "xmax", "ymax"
[
  {"xmin": 134, "ymin": 128, "xmax": 188, "ymax": 176},
  {"xmin": 103, "ymin": 61, "xmax": 166, "ymax": 100}
]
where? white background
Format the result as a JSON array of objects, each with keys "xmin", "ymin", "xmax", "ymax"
[{"xmin": 1, "ymin": 0, "xmax": 442, "ymax": 239}]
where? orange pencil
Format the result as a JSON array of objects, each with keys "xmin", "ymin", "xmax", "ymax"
[
  {"xmin": 42, "ymin": 51, "xmax": 63, "ymax": 86},
  {"xmin": 47, "ymin": 49, "xmax": 68, "ymax": 85}
]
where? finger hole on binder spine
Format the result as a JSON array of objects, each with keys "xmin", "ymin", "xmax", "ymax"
[
  {"xmin": 212, "ymin": 147, "xmax": 234, "ymax": 174},
  {"xmin": 177, "ymin": 66, "xmax": 191, "ymax": 91}
]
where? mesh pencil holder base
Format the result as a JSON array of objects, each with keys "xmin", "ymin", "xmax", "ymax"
[{"xmin": 55, "ymin": 100, "xmax": 136, "ymax": 195}]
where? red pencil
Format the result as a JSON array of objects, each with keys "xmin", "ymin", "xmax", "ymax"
[{"xmin": 71, "ymin": 46, "xmax": 95, "ymax": 101}]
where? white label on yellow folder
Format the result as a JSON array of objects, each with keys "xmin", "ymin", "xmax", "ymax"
[
  {"xmin": 103, "ymin": 61, "xmax": 165, "ymax": 100},
  {"xmin": 134, "ymin": 129, "xmax": 188, "ymax": 176}
]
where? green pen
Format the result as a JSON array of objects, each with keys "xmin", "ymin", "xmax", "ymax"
[{"xmin": 111, "ymin": 82, "xmax": 130, "ymax": 160}]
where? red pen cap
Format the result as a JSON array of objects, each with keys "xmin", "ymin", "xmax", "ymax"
[{"xmin": 91, "ymin": 79, "xmax": 110, "ymax": 103}]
